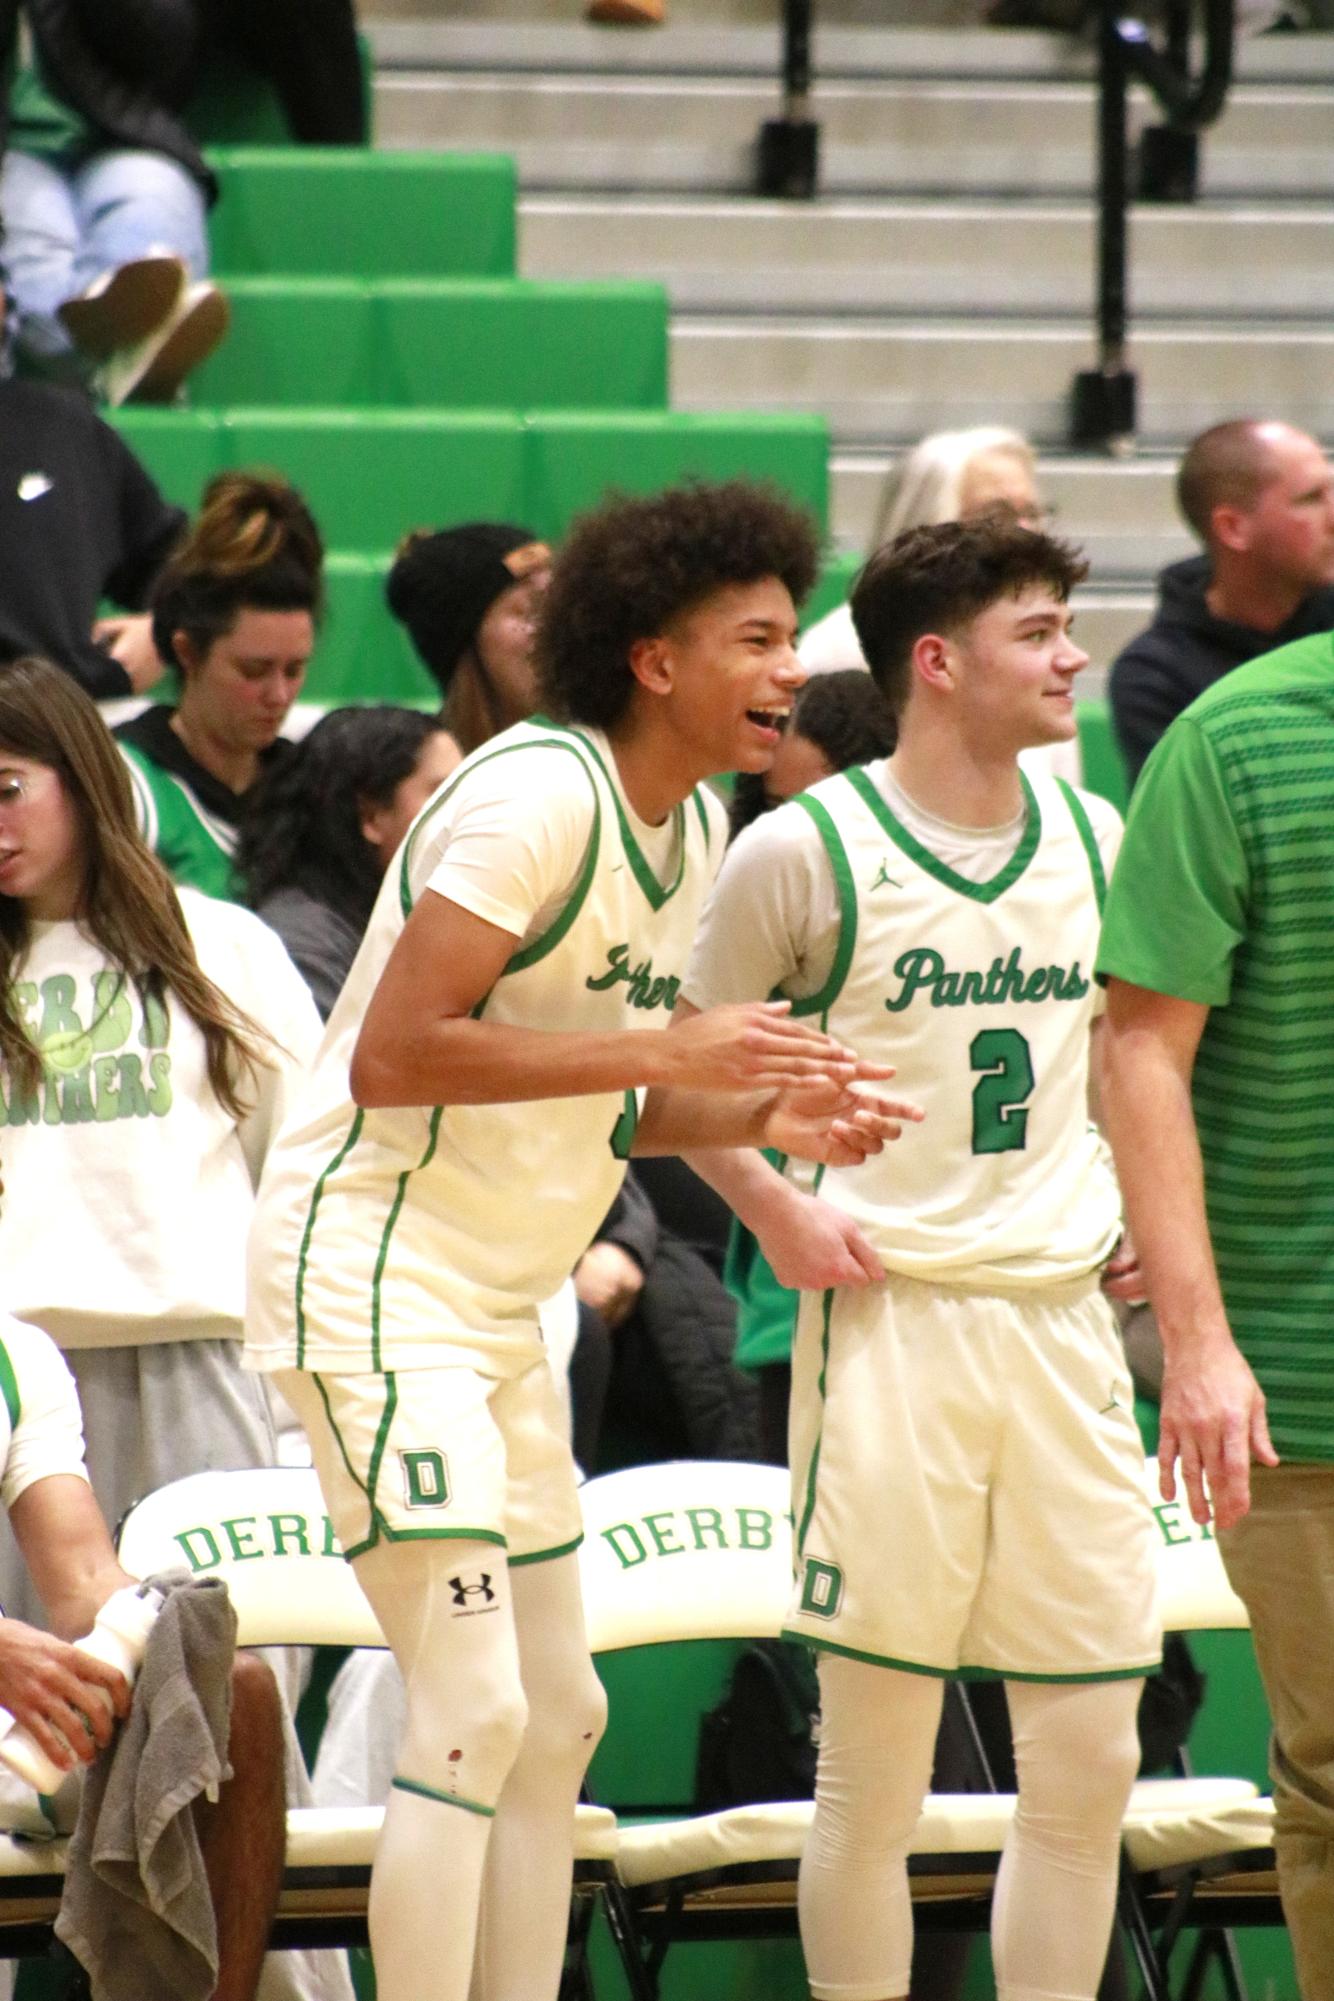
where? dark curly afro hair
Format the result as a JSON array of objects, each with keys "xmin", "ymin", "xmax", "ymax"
[{"xmin": 535, "ymin": 480, "xmax": 821, "ymax": 730}]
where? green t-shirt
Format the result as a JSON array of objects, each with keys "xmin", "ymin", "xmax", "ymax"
[
  {"xmin": 7, "ymin": 62, "xmax": 95, "ymax": 163},
  {"xmin": 1096, "ymin": 631, "xmax": 1334, "ymax": 1460}
]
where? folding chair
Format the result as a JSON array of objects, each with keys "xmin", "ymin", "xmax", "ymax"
[
  {"xmin": 1118, "ymin": 1465, "xmax": 1280, "ymax": 2001},
  {"xmin": 577, "ymin": 1456, "xmax": 1271, "ymax": 2001},
  {"xmin": 0, "ymin": 1467, "xmax": 619, "ymax": 1976}
]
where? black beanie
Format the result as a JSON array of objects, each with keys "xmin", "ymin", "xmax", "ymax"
[{"xmin": 386, "ymin": 522, "xmax": 548, "ymax": 696}]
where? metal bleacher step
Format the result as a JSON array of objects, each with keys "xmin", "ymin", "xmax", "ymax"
[
  {"xmin": 668, "ymin": 315, "xmax": 1334, "ymax": 450},
  {"xmin": 520, "ymin": 195, "xmax": 1334, "ymax": 317},
  {"xmin": 379, "ymin": 70, "xmax": 1334, "ymax": 200}
]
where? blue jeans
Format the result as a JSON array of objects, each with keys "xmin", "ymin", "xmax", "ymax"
[{"xmin": 0, "ymin": 145, "xmax": 209, "ymax": 374}]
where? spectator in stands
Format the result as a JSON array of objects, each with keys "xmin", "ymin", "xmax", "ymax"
[
  {"xmin": 237, "ymin": 705, "xmax": 460, "ymax": 1019},
  {"xmin": 798, "ymin": 426, "xmax": 1044, "ymax": 675},
  {"xmin": 118, "ymin": 470, "xmax": 322, "ymax": 896},
  {"xmin": 385, "ymin": 521, "xmax": 553, "ymax": 759},
  {"xmin": 0, "ymin": 654, "xmax": 320, "ymax": 1607},
  {"xmin": 1109, "ymin": 419, "xmax": 1334, "ymax": 786},
  {"xmin": 0, "ymin": 0, "xmax": 365, "ymax": 400},
  {"xmin": 0, "ymin": 324, "xmax": 181, "ymax": 696},
  {"xmin": 1098, "ymin": 618, "xmax": 1334, "ymax": 1998},
  {"xmin": 0, "ymin": 0, "xmax": 229, "ymax": 404}
]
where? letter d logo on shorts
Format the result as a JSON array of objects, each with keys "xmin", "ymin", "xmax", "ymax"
[
  {"xmin": 800, "ymin": 1557, "xmax": 844, "ymax": 1620},
  {"xmin": 400, "ymin": 1448, "xmax": 450, "ymax": 1509}
]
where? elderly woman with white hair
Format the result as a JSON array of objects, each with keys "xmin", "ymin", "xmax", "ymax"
[{"xmin": 799, "ymin": 426, "xmax": 1043, "ymax": 674}]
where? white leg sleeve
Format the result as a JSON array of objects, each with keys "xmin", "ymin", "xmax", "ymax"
[
  {"xmin": 798, "ymin": 1655, "xmax": 945, "ymax": 2001},
  {"xmin": 992, "ymin": 1677, "xmax": 1144, "ymax": 2001},
  {"xmin": 351, "ymin": 1537, "xmax": 530, "ymax": 2001},
  {"xmin": 469, "ymin": 1552, "xmax": 608, "ymax": 2001}
]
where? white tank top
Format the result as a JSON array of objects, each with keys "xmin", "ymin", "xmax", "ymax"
[
  {"xmin": 786, "ymin": 765, "xmax": 1121, "ymax": 1289},
  {"xmin": 245, "ymin": 720, "xmax": 722, "ymax": 1376}
]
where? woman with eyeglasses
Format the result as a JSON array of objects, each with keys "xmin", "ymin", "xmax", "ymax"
[{"xmin": 0, "ymin": 654, "xmax": 321, "ymax": 1621}]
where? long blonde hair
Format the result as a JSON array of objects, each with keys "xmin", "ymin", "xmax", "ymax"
[
  {"xmin": 0, "ymin": 658, "xmax": 271, "ymax": 1117},
  {"xmin": 870, "ymin": 427, "xmax": 1037, "ymax": 550}
]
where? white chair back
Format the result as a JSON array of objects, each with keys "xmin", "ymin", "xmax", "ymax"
[
  {"xmin": 116, "ymin": 1466, "xmax": 384, "ymax": 1648},
  {"xmin": 578, "ymin": 1459, "xmax": 793, "ymax": 1654}
]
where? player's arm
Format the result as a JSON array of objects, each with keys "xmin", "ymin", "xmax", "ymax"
[
  {"xmin": 1099, "ymin": 979, "xmax": 1275, "ymax": 1531},
  {"xmin": 350, "ymin": 890, "xmax": 858, "ymax": 1110},
  {"xmin": 0, "ymin": 1476, "xmax": 134, "ymax": 1769}
]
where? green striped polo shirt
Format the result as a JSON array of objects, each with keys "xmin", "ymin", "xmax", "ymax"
[{"xmin": 1097, "ymin": 632, "xmax": 1334, "ymax": 1460}]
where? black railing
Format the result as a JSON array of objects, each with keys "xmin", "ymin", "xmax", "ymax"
[
  {"xmin": 757, "ymin": 0, "xmax": 819, "ymax": 198},
  {"xmin": 1072, "ymin": 0, "xmax": 1236, "ymax": 449}
]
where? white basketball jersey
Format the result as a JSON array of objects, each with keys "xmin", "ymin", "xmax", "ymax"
[
  {"xmin": 787, "ymin": 765, "xmax": 1121, "ymax": 1288},
  {"xmin": 246, "ymin": 721, "xmax": 722, "ymax": 1377}
]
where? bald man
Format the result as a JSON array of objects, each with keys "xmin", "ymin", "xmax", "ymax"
[{"xmin": 1109, "ymin": 419, "xmax": 1334, "ymax": 784}]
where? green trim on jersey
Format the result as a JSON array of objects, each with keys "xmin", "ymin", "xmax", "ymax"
[
  {"xmin": 371, "ymin": 1114, "xmax": 443, "ymax": 1372},
  {"xmin": 569, "ymin": 727, "xmax": 689, "ymax": 911},
  {"xmin": 295, "ymin": 1112, "xmax": 365, "ymax": 1369},
  {"xmin": 397, "ymin": 735, "xmax": 597, "ymax": 920},
  {"xmin": 0, "ymin": 1339, "xmax": 20, "ymax": 1434},
  {"xmin": 312, "ymin": 1370, "xmax": 392, "ymax": 1556},
  {"xmin": 391, "ymin": 1776, "xmax": 496, "ymax": 1818},
  {"xmin": 780, "ymin": 1630, "xmax": 1159, "ymax": 1683},
  {"xmin": 691, "ymin": 789, "xmax": 713, "ymax": 849},
  {"xmin": 788, "ymin": 796, "xmax": 859, "ymax": 1020},
  {"xmin": 794, "ymin": 1289, "xmax": 834, "ymax": 1557},
  {"xmin": 509, "ymin": 1534, "xmax": 585, "ymax": 1568},
  {"xmin": 1056, "ymin": 780, "xmax": 1107, "ymax": 912},
  {"xmin": 398, "ymin": 734, "xmax": 604, "ymax": 995},
  {"xmin": 119, "ymin": 742, "xmax": 238, "ymax": 899},
  {"xmin": 845, "ymin": 766, "xmax": 1042, "ymax": 904}
]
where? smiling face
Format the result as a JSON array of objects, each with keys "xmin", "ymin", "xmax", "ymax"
[
  {"xmin": 0, "ymin": 756, "xmax": 87, "ymax": 920},
  {"xmin": 1229, "ymin": 425, "xmax": 1334, "ymax": 596},
  {"xmin": 940, "ymin": 586, "xmax": 1088, "ymax": 755},
  {"xmin": 175, "ymin": 606, "xmax": 314, "ymax": 754},
  {"xmin": 642, "ymin": 576, "xmax": 806, "ymax": 779}
]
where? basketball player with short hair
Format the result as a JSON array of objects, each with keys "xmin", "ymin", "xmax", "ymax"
[
  {"xmin": 244, "ymin": 481, "xmax": 919, "ymax": 2001},
  {"xmin": 678, "ymin": 515, "xmax": 1160, "ymax": 2001}
]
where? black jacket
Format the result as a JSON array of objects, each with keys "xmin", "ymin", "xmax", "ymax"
[
  {"xmin": 0, "ymin": 377, "xmax": 184, "ymax": 698},
  {"xmin": 1109, "ymin": 553, "xmax": 1334, "ymax": 787},
  {"xmin": 2, "ymin": 0, "xmax": 366, "ymax": 200}
]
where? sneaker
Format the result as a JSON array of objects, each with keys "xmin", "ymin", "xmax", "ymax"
[
  {"xmin": 97, "ymin": 281, "xmax": 231, "ymax": 408},
  {"xmin": 586, "ymin": 0, "xmax": 664, "ymax": 23},
  {"xmin": 58, "ymin": 255, "xmax": 187, "ymax": 360}
]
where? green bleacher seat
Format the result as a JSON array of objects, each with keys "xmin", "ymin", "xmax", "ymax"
[
  {"xmin": 524, "ymin": 412, "xmax": 829, "ymax": 537},
  {"xmin": 110, "ymin": 409, "xmax": 225, "ymax": 509},
  {"xmin": 1075, "ymin": 696, "xmax": 1129, "ymax": 812},
  {"xmin": 207, "ymin": 151, "xmax": 517, "ymax": 279},
  {"xmin": 315, "ymin": 556, "xmax": 437, "ymax": 708},
  {"xmin": 111, "ymin": 408, "xmax": 830, "ymax": 550},
  {"xmin": 219, "ymin": 409, "xmax": 529, "ymax": 546},
  {"xmin": 189, "ymin": 280, "xmax": 668, "ymax": 411}
]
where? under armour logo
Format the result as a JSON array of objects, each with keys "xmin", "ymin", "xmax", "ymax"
[
  {"xmin": 449, "ymin": 1574, "xmax": 496, "ymax": 1607},
  {"xmin": 870, "ymin": 860, "xmax": 902, "ymax": 891}
]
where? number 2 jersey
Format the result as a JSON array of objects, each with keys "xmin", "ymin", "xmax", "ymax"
[
  {"xmin": 244, "ymin": 719, "xmax": 725, "ymax": 1380},
  {"xmin": 684, "ymin": 760, "xmax": 1122, "ymax": 1290}
]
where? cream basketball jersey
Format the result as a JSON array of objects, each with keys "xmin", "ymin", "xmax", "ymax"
[
  {"xmin": 245, "ymin": 720, "xmax": 723, "ymax": 1378},
  {"xmin": 787, "ymin": 765, "xmax": 1121, "ymax": 1287}
]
